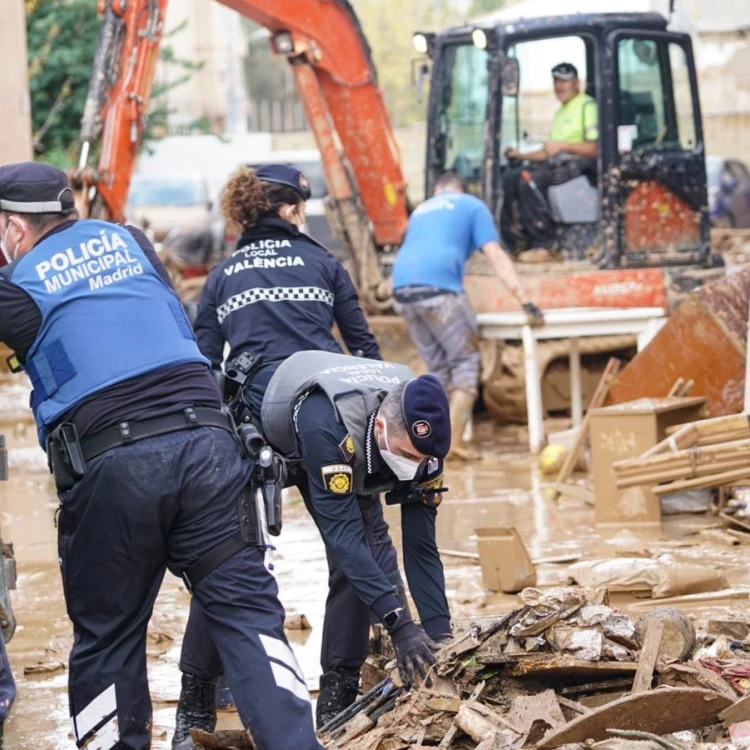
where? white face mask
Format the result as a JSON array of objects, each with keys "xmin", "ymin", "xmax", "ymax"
[
  {"xmin": 0, "ymin": 220, "xmax": 21, "ymax": 264},
  {"xmin": 379, "ymin": 421, "xmax": 423, "ymax": 482}
]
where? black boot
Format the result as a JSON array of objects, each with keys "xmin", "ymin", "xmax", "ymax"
[
  {"xmin": 172, "ymin": 673, "xmax": 218, "ymax": 750},
  {"xmin": 215, "ymin": 673, "xmax": 235, "ymax": 711},
  {"xmin": 315, "ymin": 668, "xmax": 360, "ymax": 730}
]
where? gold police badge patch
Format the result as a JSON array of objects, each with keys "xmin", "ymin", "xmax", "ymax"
[
  {"xmin": 338, "ymin": 434, "xmax": 356, "ymax": 463},
  {"xmin": 321, "ymin": 464, "xmax": 353, "ymax": 494}
]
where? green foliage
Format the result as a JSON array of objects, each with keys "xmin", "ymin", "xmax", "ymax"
[
  {"xmin": 26, "ymin": 0, "xmax": 100, "ymax": 165},
  {"xmin": 241, "ymin": 0, "xmax": 466, "ymax": 128},
  {"xmin": 26, "ymin": 1, "xmax": 205, "ymax": 166},
  {"xmin": 350, "ymin": 0, "xmax": 463, "ymax": 126}
]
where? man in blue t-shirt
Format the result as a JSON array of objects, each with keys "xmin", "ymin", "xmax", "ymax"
[{"xmin": 392, "ymin": 172, "xmax": 543, "ymax": 459}]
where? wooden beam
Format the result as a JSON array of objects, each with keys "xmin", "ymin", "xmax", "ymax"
[
  {"xmin": 631, "ymin": 621, "xmax": 664, "ymax": 694},
  {"xmin": 553, "ymin": 357, "xmax": 621, "ymax": 501}
]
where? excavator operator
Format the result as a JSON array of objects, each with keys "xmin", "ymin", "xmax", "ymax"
[{"xmin": 502, "ymin": 62, "xmax": 599, "ymax": 254}]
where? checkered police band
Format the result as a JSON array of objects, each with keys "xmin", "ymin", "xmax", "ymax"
[{"xmin": 216, "ymin": 286, "xmax": 336, "ymax": 324}]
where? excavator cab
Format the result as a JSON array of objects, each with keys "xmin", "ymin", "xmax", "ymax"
[{"xmin": 424, "ymin": 13, "xmax": 715, "ymax": 269}]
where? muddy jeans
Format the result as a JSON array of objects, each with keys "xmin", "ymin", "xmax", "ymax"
[{"xmin": 395, "ymin": 292, "xmax": 480, "ymax": 394}]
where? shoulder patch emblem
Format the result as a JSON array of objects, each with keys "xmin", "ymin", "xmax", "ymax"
[
  {"xmin": 338, "ymin": 434, "xmax": 356, "ymax": 463},
  {"xmin": 321, "ymin": 464, "xmax": 353, "ymax": 494}
]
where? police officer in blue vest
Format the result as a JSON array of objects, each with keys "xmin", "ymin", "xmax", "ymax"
[
  {"xmin": 0, "ymin": 162, "xmax": 322, "ymax": 750},
  {"xmin": 172, "ymin": 166, "xmax": 452, "ymax": 741}
]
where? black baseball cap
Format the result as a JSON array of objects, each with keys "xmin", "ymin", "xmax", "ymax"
[
  {"xmin": 0, "ymin": 162, "xmax": 76, "ymax": 214},
  {"xmin": 552, "ymin": 62, "xmax": 578, "ymax": 81},
  {"xmin": 255, "ymin": 164, "xmax": 311, "ymax": 201},
  {"xmin": 400, "ymin": 374, "xmax": 451, "ymax": 458}
]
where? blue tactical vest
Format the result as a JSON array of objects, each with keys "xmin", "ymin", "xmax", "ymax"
[{"xmin": 9, "ymin": 220, "xmax": 210, "ymax": 443}]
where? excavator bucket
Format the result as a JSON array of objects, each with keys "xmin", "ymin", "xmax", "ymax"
[{"xmin": 606, "ymin": 269, "xmax": 749, "ymax": 416}]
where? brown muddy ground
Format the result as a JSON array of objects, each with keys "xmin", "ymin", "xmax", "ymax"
[{"xmin": 0, "ymin": 381, "xmax": 747, "ymax": 748}]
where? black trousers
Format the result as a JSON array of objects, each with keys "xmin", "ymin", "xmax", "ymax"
[
  {"xmin": 500, "ymin": 164, "xmax": 556, "ymax": 253},
  {"xmin": 57, "ymin": 426, "xmax": 321, "ymax": 750},
  {"xmin": 180, "ymin": 491, "xmax": 407, "ymax": 679}
]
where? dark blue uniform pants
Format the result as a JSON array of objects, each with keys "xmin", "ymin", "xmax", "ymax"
[
  {"xmin": 57, "ymin": 427, "xmax": 321, "ymax": 750},
  {"xmin": 181, "ymin": 492, "xmax": 406, "ymax": 679}
]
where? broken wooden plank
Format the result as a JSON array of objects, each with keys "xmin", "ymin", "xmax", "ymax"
[
  {"xmin": 629, "ymin": 588, "xmax": 749, "ymax": 609},
  {"xmin": 708, "ymin": 619, "xmax": 750, "ymax": 640},
  {"xmin": 720, "ymin": 693, "xmax": 750, "ymax": 725},
  {"xmin": 558, "ymin": 677, "xmax": 635, "ymax": 697},
  {"xmin": 556, "ymin": 695, "xmax": 591, "ymax": 715},
  {"xmin": 720, "ymin": 511, "xmax": 750, "ymax": 534},
  {"xmin": 537, "ymin": 688, "xmax": 733, "ymax": 748},
  {"xmin": 667, "ymin": 377, "xmax": 686, "ymax": 397},
  {"xmin": 553, "ymin": 357, "xmax": 621, "ymax": 501},
  {"xmin": 191, "ymin": 729, "xmax": 255, "ymax": 749},
  {"xmin": 631, "ymin": 620, "xmax": 664, "ymax": 694},
  {"xmin": 455, "ymin": 704, "xmax": 504, "ymax": 743},
  {"xmin": 504, "ymin": 658, "xmax": 638, "ymax": 680}
]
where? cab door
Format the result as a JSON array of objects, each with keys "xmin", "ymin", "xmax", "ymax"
[{"xmin": 604, "ymin": 30, "xmax": 710, "ymax": 267}]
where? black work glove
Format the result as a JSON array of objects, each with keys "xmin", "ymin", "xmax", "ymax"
[
  {"xmin": 523, "ymin": 301, "xmax": 545, "ymax": 327},
  {"xmin": 388, "ymin": 618, "xmax": 438, "ymax": 689}
]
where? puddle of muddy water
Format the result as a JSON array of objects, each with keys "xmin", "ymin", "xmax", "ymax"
[{"xmin": 0, "ymin": 384, "xmax": 748, "ymax": 747}]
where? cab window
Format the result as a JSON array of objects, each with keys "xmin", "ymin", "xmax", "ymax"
[
  {"xmin": 436, "ymin": 43, "xmax": 489, "ymax": 188},
  {"xmin": 501, "ymin": 35, "xmax": 593, "ymax": 154},
  {"xmin": 616, "ymin": 38, "xmax": 697, "ymax": 152}
]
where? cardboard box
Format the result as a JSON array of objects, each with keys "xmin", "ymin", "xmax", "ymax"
[
  {"xmin": 475, "ymin": 527, "xmax": 537, "ymax": 593},
  {"xmin": 589, "ymin": 397, "xmax": 706, "ymax": 526}
]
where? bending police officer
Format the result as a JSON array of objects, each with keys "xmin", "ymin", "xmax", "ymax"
[
  {"xmin": 179, "ymin": 351, "xmax": 453, "ymax": 733},
  {"xmin": 263, "ymin": 354, "xmax": 452, "ymax": 721},
  {"xmin": 177, "ymin": 165, "xmax": 437, "ymax": 740},
  {"xmin": 0, "ymin": 163, "xmax": 321, "ymax": 750}
]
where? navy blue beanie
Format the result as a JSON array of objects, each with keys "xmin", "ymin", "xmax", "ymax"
[{"xmin": 400, "ymin": 374, "xmax": 451, "ymax": 458}]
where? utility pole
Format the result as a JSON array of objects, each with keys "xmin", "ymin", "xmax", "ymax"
[{"xmin": 0, "ymin": 0, "xmax": 33, "ymax": 164}]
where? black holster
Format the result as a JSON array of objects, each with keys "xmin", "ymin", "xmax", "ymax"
[{"xmin": 46, "ymin": 423, "xmax": 87, "ymax": 492}]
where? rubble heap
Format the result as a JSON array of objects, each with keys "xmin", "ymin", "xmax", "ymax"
[{"xmin": 319, "ymin": 587, "xmax": 750, "ymax": 750}]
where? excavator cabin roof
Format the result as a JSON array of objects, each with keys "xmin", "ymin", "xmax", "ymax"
[{"xmin": 442, "ymin": 12, "xmax": 669, "ymax": 41}]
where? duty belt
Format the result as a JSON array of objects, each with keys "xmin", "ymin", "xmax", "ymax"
[
  {"xmin": 78, "ymin": 406, "xmax": 234, "ymax": 463},
  {"xmin": 47, "ymin": 407, "xmax": 236, "ymax": 492}
]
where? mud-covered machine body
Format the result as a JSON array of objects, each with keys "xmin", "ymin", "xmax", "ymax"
[{"xmin": 412, "ymin": 12, "xmax": 725, "ymax": 418}]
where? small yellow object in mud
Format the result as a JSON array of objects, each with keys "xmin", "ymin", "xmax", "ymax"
[{"xmin": 539, "ymin": 444, "xmax": 567, "ymax": 476}]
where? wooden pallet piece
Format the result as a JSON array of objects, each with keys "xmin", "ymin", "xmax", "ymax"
[
  {"xmin": 631, "ymin": 621, "xmax": 664, "ymax": 694},
  {"xmin": 552, "ymin": 357, "xmax": 621, "ymax": 501},
  {"xmin": 667, "ymin": 377, "xmax": 686, "ymax": 397}
]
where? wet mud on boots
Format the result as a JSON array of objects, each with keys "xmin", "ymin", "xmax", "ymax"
[
  {"xmin": 315, "ymin": 668, "xmax": 360, "ymax": 729},
  {"xmin": 172, "ymin": 673, "xmax": 218, "ymax": 750}
]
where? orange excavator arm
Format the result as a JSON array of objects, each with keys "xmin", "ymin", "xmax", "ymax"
[{"xmin": 77, "ymin": 0, "xmax": 408, "ymax": 308}]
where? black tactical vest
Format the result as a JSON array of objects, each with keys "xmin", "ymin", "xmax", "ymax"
[{"xmin": 261, "ymin": 351, "xmax": 413, "ymax": 494}]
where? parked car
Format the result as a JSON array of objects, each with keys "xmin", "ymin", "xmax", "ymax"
[
  {"xmin": 706, "ymin": 156, "xmax": 750, "ymax": 229},
  {"xmin": 247, "ymin": 151, "xmax": 344, "ymax": 257},
  {"xmin": 126, "ymin": 172, "xmax": 220, "ymax": 254}
]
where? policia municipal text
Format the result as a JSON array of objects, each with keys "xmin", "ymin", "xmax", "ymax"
[{"xmin": 0, "ymin": 162, "xmax": 322, "ymax": 750}]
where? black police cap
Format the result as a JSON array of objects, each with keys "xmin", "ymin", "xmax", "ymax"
[
  {"xmin": 400, "ymin": 374, "xmax": 451, "ymax": 458},
  {"xmin": 552, "ymin": 62, "xmax": 578, "ymax": 81},
  {"xmin": 255, "ymin": 164, "xmax": 311, "ymax": 201},
  {"xmin": 0, "ymin": 162, "xmax": 76, "ymax": 215}
]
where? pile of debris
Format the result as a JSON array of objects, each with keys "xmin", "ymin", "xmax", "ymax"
[{"xmin": 317, "ymin": 586, "xmax": 750, "ymax": 750}]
